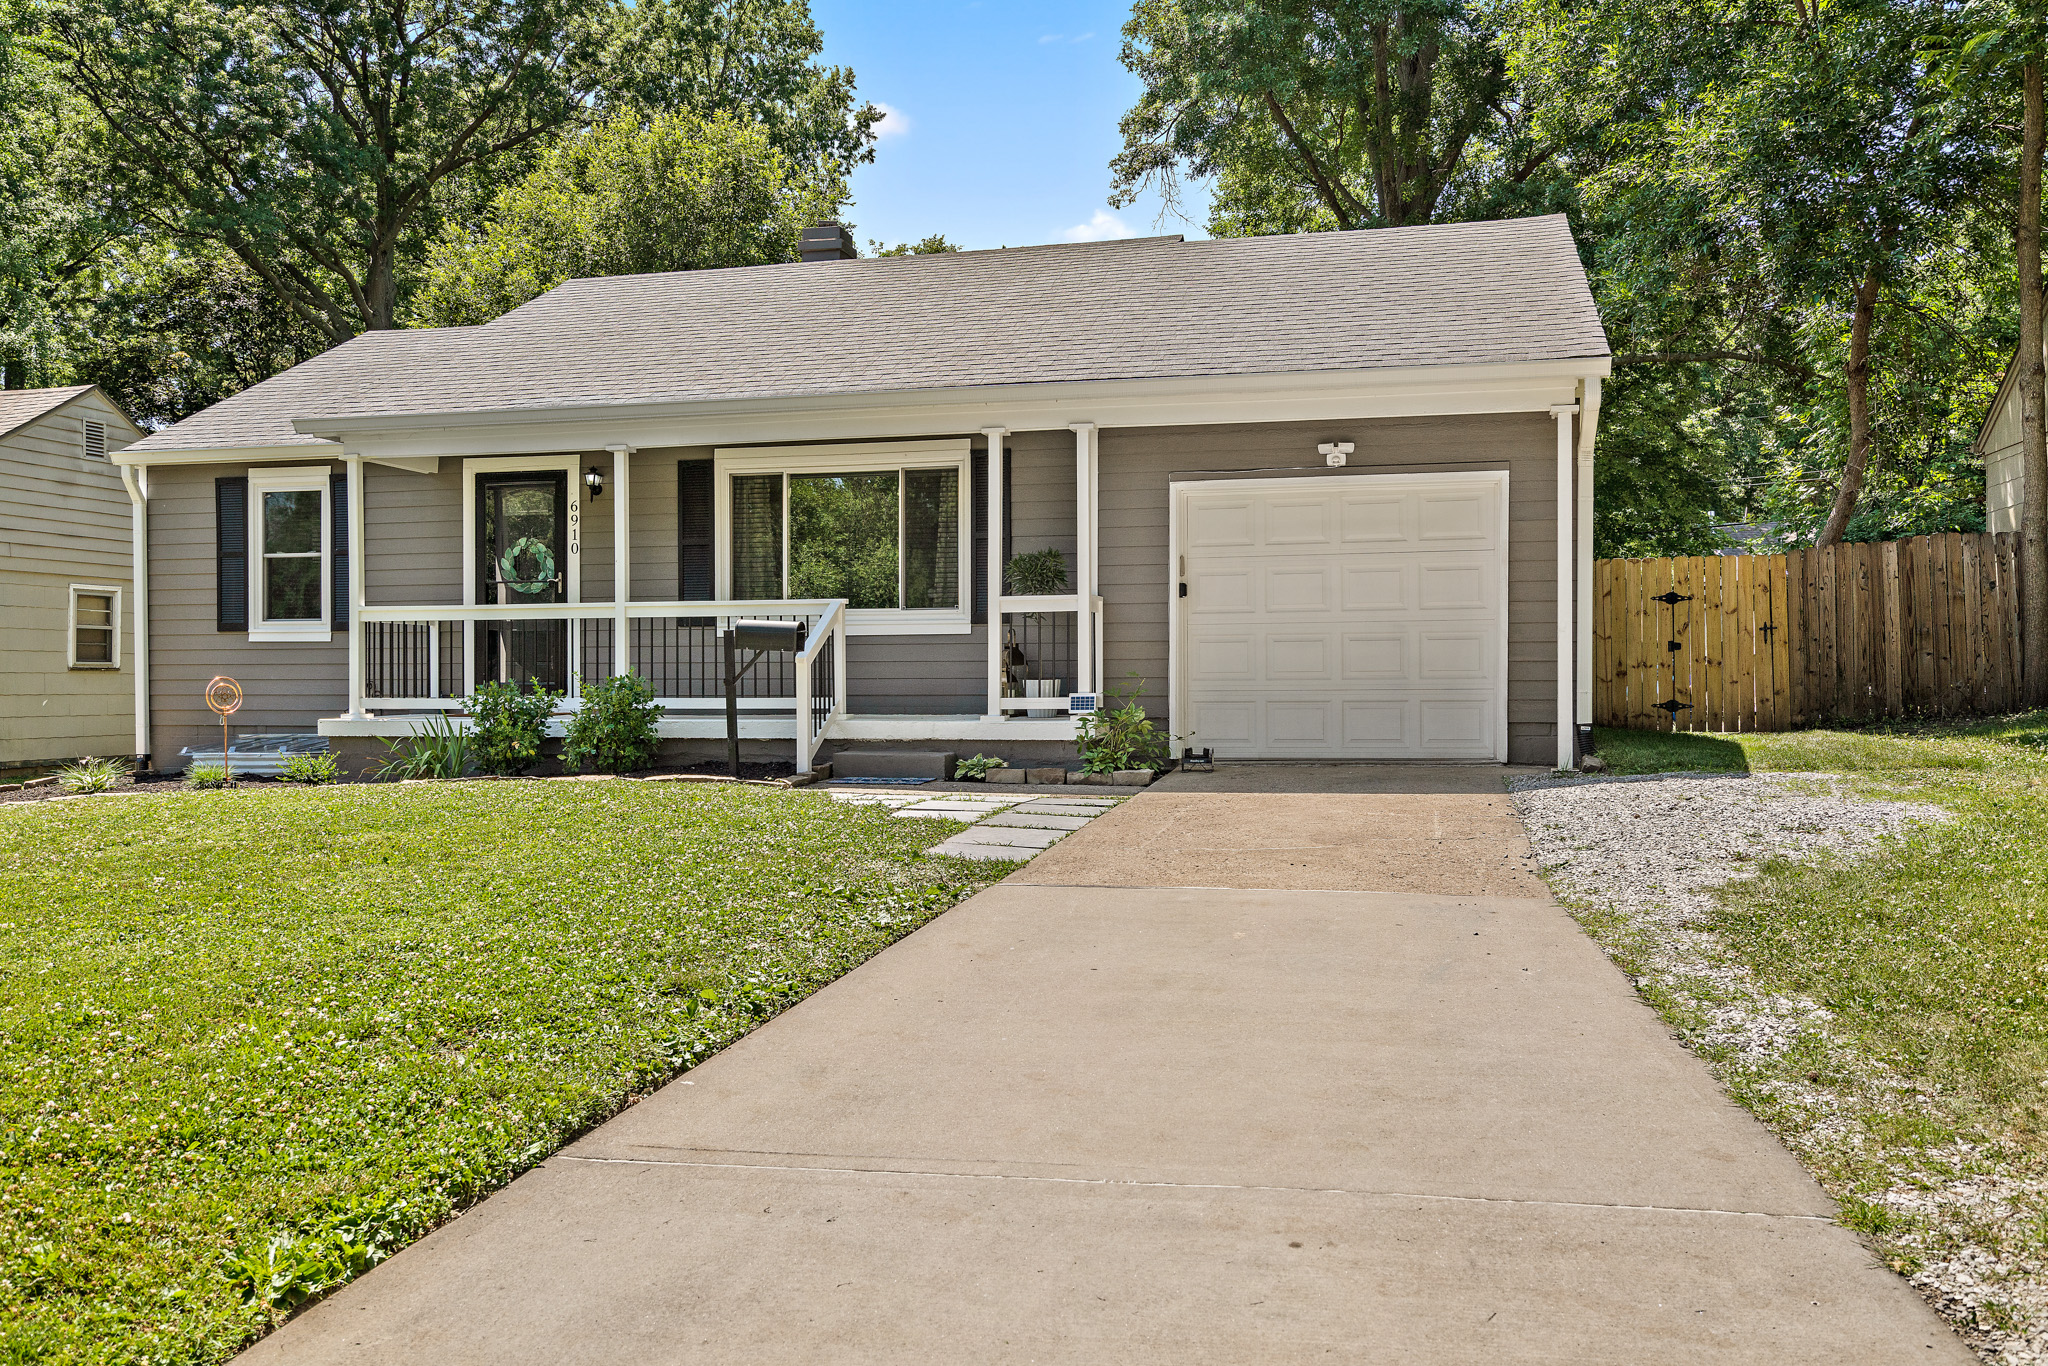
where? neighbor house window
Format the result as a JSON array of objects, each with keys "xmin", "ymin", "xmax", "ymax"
[
  {"xmin": 718, "ymin": 440, "xmax": 971, "ymax": 634},
  {"xmin": 68, "ymin": 585, "xmax": 119, "ymax": 668},
  {"xmin": 247, "ymin": 467, "xmax": 331, "ymax": 641}
]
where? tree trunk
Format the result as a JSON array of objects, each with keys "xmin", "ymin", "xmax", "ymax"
[
  {"xmin": 1816, "ymin": 262, "xmax": 1882, "ymax": 546},
  {"xmin": 2021, "ymin": 56, "xmax": 2048, "ymax": 706}
]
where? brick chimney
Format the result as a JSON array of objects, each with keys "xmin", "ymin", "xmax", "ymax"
[{"xmin": 800, "ymin": 222, "xmax": 857, "ymax": 263}]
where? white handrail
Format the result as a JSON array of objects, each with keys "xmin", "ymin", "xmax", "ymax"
[
  {"xmin": 792, "ymin": 599, "xmax": 846, "ymax": 774},
  {"xmin": 359, "ymin": 598, "xmax": 842, "ymax": 623}
]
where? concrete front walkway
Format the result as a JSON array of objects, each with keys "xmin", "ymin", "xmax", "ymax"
[{"xmin": 239, "ymin": 765, "xmax": 1971, "ymax": 1365}]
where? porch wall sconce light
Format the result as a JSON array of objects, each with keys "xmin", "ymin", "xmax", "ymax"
[{"xmin": 584, "ymin": 466, "xmax": 605, "ymax": 500}]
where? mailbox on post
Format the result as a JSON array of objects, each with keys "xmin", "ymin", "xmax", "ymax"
[{"xmin": 724, "ymin": 619, "xmax": 809, "ymax": 778}]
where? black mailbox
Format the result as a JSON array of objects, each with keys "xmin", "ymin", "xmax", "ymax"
[{"xmin": 731, "ymin": 619, "xmax": 807, "ymax": 653}]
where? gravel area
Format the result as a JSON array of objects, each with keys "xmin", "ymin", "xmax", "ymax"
[{"xmin": 1511, "ymin": 771, "xmax": 2048, "ymax": 1364}]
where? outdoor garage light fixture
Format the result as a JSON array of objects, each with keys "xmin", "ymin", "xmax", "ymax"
[
  {"xmin": 1319, "ymin": 441, "xmax": 1354, "ymax": 467},
  {"xmin": 584, "ymin": 466, "xmax": 604, "ymax": 500}
]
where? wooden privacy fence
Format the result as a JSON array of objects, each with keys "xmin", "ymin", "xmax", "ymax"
[{"xmin": 1595, "ymin": 532, "xmax": 2022, "ymax": 732}]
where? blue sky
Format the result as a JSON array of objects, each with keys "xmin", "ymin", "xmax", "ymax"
[{"xmin": 808, "ymin": 0, "xmax": 1214, "ymax": 252}]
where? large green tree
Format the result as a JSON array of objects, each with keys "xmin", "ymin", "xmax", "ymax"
[{"xmin": 409, "ymin": 109, "xmax": 842, "ymax": 327}]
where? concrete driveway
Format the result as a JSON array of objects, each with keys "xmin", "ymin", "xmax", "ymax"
[{"xmin": 238, "ymin": 764, "xmax": 1970, "ymax": 1365}]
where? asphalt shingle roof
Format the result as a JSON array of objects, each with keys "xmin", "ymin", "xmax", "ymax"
[
  {"xmin": 129, "ymin": 216, "xmax": 1609, "ymax": 455},
  {"xmin": 0, "ymin": 385, "xmax": 93, "ymax": 441}
]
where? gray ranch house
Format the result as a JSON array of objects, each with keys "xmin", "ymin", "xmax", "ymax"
[{"xmin": 113, "ymin": 215, "xmax": 1610, "ymax": 774}]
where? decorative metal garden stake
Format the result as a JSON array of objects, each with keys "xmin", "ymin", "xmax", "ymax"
[{"xmin": 206, "ymin": 675, "xmax": 243, "ymax": 781}]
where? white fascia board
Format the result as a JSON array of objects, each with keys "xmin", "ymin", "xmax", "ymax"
[
  {"xmin": 114, "ymin": 442, "xmax": 438, "ymax": 475},
  {"xmin": 288, "ymin": 359, "xmax": 1614, "ymax": 462}
]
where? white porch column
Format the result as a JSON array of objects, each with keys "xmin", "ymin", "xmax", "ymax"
[
  {"xmin": 1576, "ymin": 379, "xmax": 1601, "ymax": 726},
  {"xmin": 345, "ymin": 453, "xmax": 367, "ymax": 719},
  {"xmin": 1551, "ymin": 403, "xmax": 1579, "ymax": 771},
  {"xmin": 118, "ymin": 465, "xmax": 150, "ymax": 764},
  {"xmin": 608, "ymin": 444, "xmax": 633, "ymax": 676},
  {"xmin": 983, "ymin": 426, "xmax": 1008, "ymax": 720},
  {"xmin": 1070, "ymin": 422, "xmax": 1096, "ymax": 698}
]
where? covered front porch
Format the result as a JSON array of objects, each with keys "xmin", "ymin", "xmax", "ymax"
[{"xmin": 316, "ymin": 425, "xmax": 1108, "ymax": 774}]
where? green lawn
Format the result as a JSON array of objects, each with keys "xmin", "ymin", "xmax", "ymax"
[
  {"xmin": 0, "ymin": 781, "xmax": 1008, "ymax": 1365},
  {"xmin": 1582, "ymin": 717, "xmax": 2048, "ymax": 1332}
]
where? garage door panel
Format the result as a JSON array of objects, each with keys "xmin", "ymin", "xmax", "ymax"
[
  {"xmin": 1419, "ymin": 697, "xmax": 1495, "ymax": 751},
  {"xmin": 1340, "ymin": 495, "xmax": 1407, "ymax": 544},
  {"xmin": 1342, "ymin": 634, "xmax": 1408, "ymax": 680},
  {"xmin": 1418, "ymin": 490, "xmax": 1495, "ymax": 543},
  {"xmin": 1419, "ymin": 632, "xmax": 1489, "ymax": 680},
  {"xmin": 1264, "ymin": 496, "xmax": 1335, "ymax": 545},
  {"xmin": 1266, "ymin": 634, "xmax": 1333, "ymax": 681},
  {"xmin": 1264, "ymin": 567, "xmax": 1331, "ymax": 612},
  {"xmin": 1341, "ymin": 565, "xmax": 1408, "ymax": 612},
  {"xmin": 1417, "ymin": 562, "xmax": 1489, "ymax": 611},
  {"xmin": 1191, "ymin": 633, "xmax": 1255, "ymax": 681},
  {"xmin": 1187, "ymin": 498, "xmax": 1256, "ymax": 548},
  {"xmin": 1179, "ymin": 474, "xmax": 1504, "ymax": 761},
  {"xmin": 1342, "ymin": 700, "xmax": 1410, "ymax": 745}
]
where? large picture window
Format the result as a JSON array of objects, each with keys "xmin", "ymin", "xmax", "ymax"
[
  {"xmin": 717, "ymin": 441, "xmax": 972, "ymax": 634},
  {"xmin": 247, "ymin": 467, "xmax": 332, "ymax": 641}
]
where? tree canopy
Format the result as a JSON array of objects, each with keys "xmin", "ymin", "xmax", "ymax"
[{"xmin": 409, "ymin": 109, "xmax": 842, "ymax": 327}]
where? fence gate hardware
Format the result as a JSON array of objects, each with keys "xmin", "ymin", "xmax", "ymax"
[
  {"xmin": 1654, "ymin": 699, "xmax": 1693, "ymax": 715},
  {"xmin": 1651, "ymin": 591, "xmax": 1693, "ymax": 605}
]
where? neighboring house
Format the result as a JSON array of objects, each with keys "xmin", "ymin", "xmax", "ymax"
[
  {"xmin": 113, "ymin": 217, "xmax": 1610, "ymax": 774},
  {"xmin": 1980, "ymin": 349, "xmax": 2037, "ymax": 534},
  {"xmin": 1, "ymin": 385, "xmax": 146, "ymax": 771}
]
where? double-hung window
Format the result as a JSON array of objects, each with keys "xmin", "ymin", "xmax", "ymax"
[
  {"xmin": 68, "ymin": 585, "xmax": 120, "ymax": 668},
  {"xmin": 715, "ymin": 440, "xmax": 972, "ymax": 634},
  {"xmin": 248, "ymin": 466, "xmax": 331, "ymax": 641}
]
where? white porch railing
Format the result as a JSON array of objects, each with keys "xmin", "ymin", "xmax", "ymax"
[
  {"xmin": 354, "ymin": 597, "xmax": 849, "ymax": 771},
  {"xmin": 994, "ymin": 594, "xmax": 1104, "ymax": 714}
]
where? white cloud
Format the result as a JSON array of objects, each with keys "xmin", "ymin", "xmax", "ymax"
[
  {"xmin": 1039, "ymin": 32, "xmax": 1062, "ymax": 42},
  {"xmin": 871, "ymin": 102, "xmax": 911, "ymax": 139},
  {"xmin": 1073, "ymin": 31, "xmax": 1094, "ymax": 41},
  {"xmin": 1063, "ymin": 210, "xmax": 1136, "ymax": 243}
]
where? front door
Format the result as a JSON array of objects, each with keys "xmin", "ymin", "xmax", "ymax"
[{"xmin": 476, "ymin": 473, "xmax": 569, "ymax": 692}]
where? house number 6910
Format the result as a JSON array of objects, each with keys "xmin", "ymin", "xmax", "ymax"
[{"xmin": 568, "ymin": 500, "xmax": 580, "ymax": 556}]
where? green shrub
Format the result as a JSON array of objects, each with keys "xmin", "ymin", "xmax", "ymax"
[
  {"xmin": 374, "ymin": 714, "xmax": 473, "ymax": 781},
  {"xmin": 1076, "ymin": 677, "xmax": 1173, "ymax": 775},
  {"xmin": 184, "ymin": 765, "xmax": 228, "ymax": 790},
  {"xmin": 464, "ymin": 682, "xmax": 560, "ymax": 775},
  {"xmin": 563, "ymin": 672, "xmax": 661, "ymax": 774},
  {"xmin": 52, "ymin": 756, "xmax": 130, "ymax": 794},
  {"xmin": 279, "ymin": 752, "xmax": 339, "ymax": 785},
  {"xmin": 955, "ymin": 753, "xmax": 1007, "ymax": 780},
  {"xmin": 1004, "ymin": 548, "xmax": 1069, "ymax": 597}
]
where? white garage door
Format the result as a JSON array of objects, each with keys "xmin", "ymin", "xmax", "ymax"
[{"xmin": 1175, "ymin": 472, "xmax": 1507, "ymax": 761}]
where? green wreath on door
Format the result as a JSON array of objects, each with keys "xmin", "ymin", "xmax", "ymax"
[{"xmin": 499, "ymin": 536, "xmax": 558, "ymax": 595}]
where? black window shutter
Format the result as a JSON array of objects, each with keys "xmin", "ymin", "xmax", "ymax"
[
  {"xmin": 216, "ymin": 476, "xmax": 248, "ymax": 631},
  {"xmin": 971, "ymin": 451, "xmax": 987, "ymax": 624},
  {"xmin": 677, "ymin": 459, "xmax": 714, "ymax": 599},
  {"xmin": 330, "ymin": 469, "xmax": 349, "ymax": 628}
]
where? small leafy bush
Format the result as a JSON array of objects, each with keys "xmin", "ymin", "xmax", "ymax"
[
  {"xmin": 955, "ymin": 753, "xmax": 1007, "ymax": 780},
  {"xmin": 464, "ymin": 681, "xmax": 560, "ymax": 774},
  {"xmin": 279, "ymin": 752, "xmax": 339, "ymax": 785},
  {"xmin": 1076, "ymin": 676, "xmax": 1173, "ymax": 775},
  {"xmin": 374, "ymin": 714, "xmax": 473, "ymax": 781},
  {"xmin": 564, "ymin": 672, "xmax": 661, "ymax": 773},
  {"xmin": 1004, "ymin": 548, "xmax": 1069, "ymax": 597},
  {"xmin": 53, "ymin": 756, "xmax": 130, "ymax": 794},
  {"xmin": 229, "ymin": 1193, "xmax": 424, "ymax": 1313},
  {"xmin": 183, "ymin": 765, "xmax": 228, "ymax": 790}
]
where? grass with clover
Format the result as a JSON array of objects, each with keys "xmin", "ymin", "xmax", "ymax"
[{"xmin": 0, "ymin": 781, "xmax": 1006, "ymax": 1364}]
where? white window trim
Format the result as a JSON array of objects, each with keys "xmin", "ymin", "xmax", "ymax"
[
  {"xmin": 247, "ymin": 465, "xmax": 332, "ymax": 643},
  {"xmin": 67, "ymin": 583, "xmax": 122, "ymax": 669},
  {"xmin": 462, "ymin": 454, "xmax": 584, "ymax": 609},
  {"xmin": 713, "ymin": 439, "xmax": 973, "ymax": 636}
]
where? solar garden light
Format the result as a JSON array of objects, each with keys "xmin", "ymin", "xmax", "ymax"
[{"xmin": 723, "ymin": 619, "xmax": 809, "ymax": 778}]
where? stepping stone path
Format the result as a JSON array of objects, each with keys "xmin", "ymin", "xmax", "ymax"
[{"xmin": 820, "ymin": 788, "xmax": 1121, "ymax": 861}]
